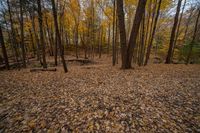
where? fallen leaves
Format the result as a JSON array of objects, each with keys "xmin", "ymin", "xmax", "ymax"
[
  {"xmin": 0, "ymin": 59, "xmax": 200, "ymax": 132},
  {"xmin": 28, "ymin": 119, "xmax": 36, "ymax": 129}
]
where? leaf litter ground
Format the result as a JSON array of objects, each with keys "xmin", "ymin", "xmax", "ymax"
[{"xmin": 0, "ymin": 56, "xmax": 200, "ymax": 132}]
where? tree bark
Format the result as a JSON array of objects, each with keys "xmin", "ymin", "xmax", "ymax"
[
  {"xmin": 107, "ymin": 23, "xmax": 111, "ymax": 55},
  {"xmin": 171, "ymin": 0, "xmax": 187, "ymax": 60},
  {"xmin": 37, "ymin": 0, "xmax": 47, "ymax": 68},
  {"xmin": 51, "ymin": 0, "xmax": 68, "ymax": 72},
  {"xmin": 116, "ymin": 0, "xmax": 127, "ymax": 68},
  {"xmin": 112, "ymin": 0, "xmax": 116, "ymax": 66},
  {"xmin": 29, "ymin": 11, "xmax": 41, "ymax": 62},
  {"xmin": 183, "ymin": 8, "xmax": 194, "ymax": 42},
  {"xmin": 45, "ymin": 17, "xmax": 54, "ymax": 56},
  {"xmin": 7, "ymin": 0, "xmax": 19, "ymax": 62},
  {"xmin": 139, "ymin": 14, "xmax": 145, "ymax": 66},
  {"xmin": 99, "ymin": 26, "xmax": 103, "ymax": 58},
  {"xmin": 20, "ymin": 0, "xmax": 26, "ymax": 67},
  {"xmin": 186, "ymin": 8, "xmax": 200, "ymax": 64},
  {"xmin": 29, "ymin": 29, "xmax": 36, "ymax": 56},
  {"xmin": 165, "ymin": 0, "xmax": 182, "ymax": 64},
  {"xmin": 0, "ymin": 25, "xmax": 9, "ymax": 70},
  {"xmin": 126, "ymin": 0, "xmax": 147, "ymax": 68},
  {"xmin": 30, "ymin": 68, "xmax": 57, "ymax": 72},
  {"xmin": 144, "ymin": 0, "xmax": 162, "ymax": 66}
]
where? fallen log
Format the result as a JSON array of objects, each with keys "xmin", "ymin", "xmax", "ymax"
[
  {"xmin": 67, "ymin": 59, "xmax": 92, "ymax": 64},
  {"xmin": 0, "ymin": 62, "xmax": 22, "ymax": 70},
  {"xmin": 30, "ymin": 68, "xmax": 57, "ymax": 72}
]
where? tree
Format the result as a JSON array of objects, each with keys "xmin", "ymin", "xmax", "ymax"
[
  {"xmin": 45, "ymin": 16, "xmax": 54, "ymax": 56},
  {"xmin": 117, "ymin": 0, "xmax": 147, "ymax": 69},
  {"xmin": 144, "ymin": 0, "xmax": 162, "ymax": 66},
  {"xmin": 112, "ymin": 0, "xmax": 116, "ymax": 66},
  {"xmin": 0, "ymin": 25, "xmax": 9, "ymax": 70},
  {"xmin": 165, "ymin": 0, "xmax": 182, "ymax": 64},
  {"xmin": 37, "ymin": 0, "xmax": 47, "ymax": 68},
  {"xmin": 171, "ymin": 0, "xmax": 187, "ymax": 59},
  {"xmin": 186, "ymin": 8, "xmax": 200, "ymax": 64},
  {"xmin": 7, "ymin": 0, "xmax": 19, "ymax": 62},
  {"xmin": 28, "ymin": 8, "xmax": 41, "ymax": 62},
  {"xmin": 183, "ymin": 7, "xmax": 195, "ymax": 42},
  {"xmin": 116, "ymin": 0, "xmax": 127, "ymax": 68},
  {"xmin": 68, "ymin": 0, "xmax": 81, "ymax": 59},
  {"xmin": 0, "ymin": 0, "xmax": 199, "ymax": 72},
  {"xmin": 51, "ymin": 0, "xmax": 68, "ymax": 72},
  {"xmin": 20, "ymin": 0, "xmax": 26, "ymax": 67}
]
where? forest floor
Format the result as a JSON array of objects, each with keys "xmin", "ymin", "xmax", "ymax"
[{"xmin": 0, "ymin": 55, "xmax": 200, "ymax": 132}]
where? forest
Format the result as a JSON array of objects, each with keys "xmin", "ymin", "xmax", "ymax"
[{"xmin": 0, "ymin": 0, "xmax": 200, "ymax": 132}]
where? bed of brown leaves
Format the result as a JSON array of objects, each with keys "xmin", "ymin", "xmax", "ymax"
[{"xmin": 0, "ymin": 57, "xmax": 200, "ymax": 132}]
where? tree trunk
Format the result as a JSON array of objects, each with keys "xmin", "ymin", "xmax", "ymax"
[
  {"xmin": 165, "ymin": 0, "xmax": 182, "ymax": 64},
  {"xmin": 186, "ymin": 8, "xmax": 200, "ymax": 64},
  {"xmin": 144, "ymin": 0, "xmax": 162, "ymax": 66},
  {"xmin": 29, "ymin": 12, "xmax": 41, "ymax": 62},
  {"xmin": 29, "ymin": 29, "xmax": 36, "ymax": 56},
  {"xmin": 7, "ymin": 0, "xmax": 19, "ymax": 62},
  {"xmin": 37, "ymin": 0, "xmax": 47, "ymax": 68},
  {"xmin": 107, "ymin": 23, "xmax": 110, "ymax": 55},
  {"xmin": 183, "ymin": 8, "xmax": 194, "ymax": 42},
  {"xmin": 116, "ymin": 0, "xmax": 127, "ymax": 68},
  {"xmin": 99, "ymin": 26, "xmax": 103, "ymax": 58},
  {"xmin": 126, "ymin": 0, "xmax": 147, "ymax": 68},
  {"xmin": 75, "ymin": 25, "xmax": 79, "ymax": 59},
  {"xmin": 20, "ymin": 0, "xmax": 26, "ymax": 67},
  {"xmin": 112, "ymin": 0, "xmax": 116, "ymax": 66},
  {"xmin": 171, "ymin": 0, "xmax": 187, "ymax": 60},
  {"xmin": 139, "ymin": 14, "xmax": 145, "ymax": 66},
  {"xmin": 45, "ymin": 17, "xmax": 54, "ymax": 56},
  {"xmin": 115, "ymin": 18, "xmax": 119, "ymax": 64},
  {"xmin": 65, "ymin": 31, "xmax": 69, "ymax": 48},
  {"xmin": 51, "ymin": 0, "xmax": 68, "ymax": 72},
  {"xmin": 0, "ymin": 25, "xmax": 9, "ymax": 70},
  {"xmin": 80, "ymin": 32, "xmax": 87, "ymax": 59},
  {"xmin": 142, "ymin": 0, "xmax": 152, "ymax": 65},
  {"xmin": 54, "ymin": 33, "xmax": 58, "ymax": 66}
]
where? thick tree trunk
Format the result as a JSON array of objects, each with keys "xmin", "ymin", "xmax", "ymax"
[
  {"xmin": 116, "ymin": 0, "xmax": 127, "ymax": 68},
  {"xmin": 165, "ymin": 0, "xmax": 182, "ymax": 64},
  {"xmin": 37, "ymin": 0, "xmax": 47, "ymax": 68},
  {"xmin": 51, "ymin": 0, "xmax": 68, "ymax": 72},
  {"xmin": 126, "ymin": 0, "xmax": 147, "ymax": 68},
  {"xmin": 0, "ymin": 26, "xmax": 9, "ymax": 70}
]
